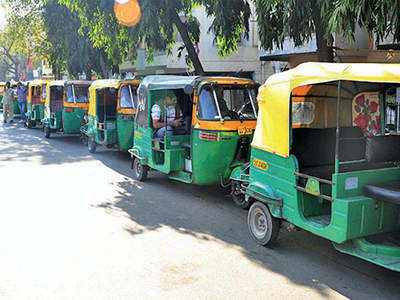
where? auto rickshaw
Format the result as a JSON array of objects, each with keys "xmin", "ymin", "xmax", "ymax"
[
  {"xmin": 10, "ymin": 82, "xmax": 21, "ymax": 115},
  {"xmin": 128, "ymin": 75, "xmax": 258, "ymax": 190},
  {"xmin": 43, "ymin": 80, "xmax": 91, "ymax": 138},
  {"xmin": 82, "ymin": 79, "xmax": 140, "ymax": 153},
  {"xmin": 26, "ymin": 80, "xmax": 47, "ymax": 128},
  {"xmin": 234, "ymin": 62, "xmax": 400, "ymax": 272},
  {"xmin": 0, "ymin": 82, "xmax": 5, "ymax": 109}
]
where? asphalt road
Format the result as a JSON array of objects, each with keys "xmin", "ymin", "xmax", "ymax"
[{"xmin": 0, "ymin": 114, "xmax": 399, "ymax": 299}]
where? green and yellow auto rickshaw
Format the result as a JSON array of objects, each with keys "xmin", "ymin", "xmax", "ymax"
[
  {"xmin": 129, "ymin": 75, "xmax": 258, "ymax": 190},
  {"xmin": 11, "ymin": 82, "xmax": 21, "ymax": 115},
  {"xmin": 43, "ymin": 80, "xmax": 91, "ymax": 138},
  {"xmin": 0, "ymin": 82, "xmax": 5, "ymax": 109},
  {"xmin": 83, "ymin": 79, "xmax": 140, "ymax": 153},
  {"xmin": 26, "ymin": 80, "xmax": 47, "ymax": 128},
  {"xmin": 234, "ymin": 62, "xmax": 400, "ymax": 272}
]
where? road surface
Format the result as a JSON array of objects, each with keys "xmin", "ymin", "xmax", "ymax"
[{"xmin": 0, "ymin": 115, "xmax": 399, "ymax": 299}]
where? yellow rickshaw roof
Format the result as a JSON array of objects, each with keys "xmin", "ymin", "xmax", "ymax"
[
  {"xmin": 28, "ymin": 80, "xmax": 47, "ymax": 87},
  {"xmin": 47, "ymin": 80, "xmax": 67, "ymax": 87},
  {"xmin": 253, "ymin": 62, "xmax": 400, "ymax": 157},
  {"xmin": 88, "ymin": 79, "xmax": 141, "ymax": 117},
  {"xmin": 90, "ymin": 79, "xmax": 141, "ymax": 90}
]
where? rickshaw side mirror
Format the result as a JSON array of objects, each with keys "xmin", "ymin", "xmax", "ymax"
[{"xmin": 184, "ymin": 85, "xmax": 194, "ymax": 95}]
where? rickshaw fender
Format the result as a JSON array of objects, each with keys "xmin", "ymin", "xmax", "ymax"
[
  {"xmin": 230, "ymin": 166, "xmax": 246, "ymax": 181},
  {"xmin": 246, "ymin": 182, "xmax": 281, "ymax": 219},
  {"xmin": 129, "ymin": 146, "xmax": 145, "ymax": 162}
]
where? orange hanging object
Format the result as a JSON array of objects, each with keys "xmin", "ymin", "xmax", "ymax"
[{"xmin": 114, "ymin": 0, "xmax": 141, "ymax": 27}]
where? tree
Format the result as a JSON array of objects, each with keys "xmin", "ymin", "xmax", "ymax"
[
  {"xmin": 326, "ymin": 1, "xmax": 400, "ymax": 45},
  {"xmin": 253, "ymin": 0, "xmax": 334, "ymax": 62},
  {"xmin": 42, "ymin": 0, "xmax": 118, "ymax": 79},
  {"xmin": 59, "ymin": 0, "xmax": 252, "ymax": 75}
]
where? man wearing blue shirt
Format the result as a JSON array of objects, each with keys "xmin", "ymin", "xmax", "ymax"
[{"xmin": 16, "ymin": 82, "xmax": 27, "ymax": 123}]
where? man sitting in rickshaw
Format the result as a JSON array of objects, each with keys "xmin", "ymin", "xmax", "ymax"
[{"xmin": 151, "ymin": 94, "xmax": 183, "ymax": 138}]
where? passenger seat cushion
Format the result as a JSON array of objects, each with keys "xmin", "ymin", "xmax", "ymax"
[
  {"xmin": 366, "ymin": 135, "xmax": 400, "ymax": 163},
  {"xmin": 363, "ymin": 181, "xmax": 400, "ymax": 205}
]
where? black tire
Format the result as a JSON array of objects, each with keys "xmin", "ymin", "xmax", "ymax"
[
  {"xmin": 133, "ymin": 158, "xmax": 148, "ymax": 181},
  {"xmin": 248, "ymin": 201, "xmax": 281, "ymax": 246},
  {"xmin": 231, "ymin": 180, "xmax": 251, "ymax": 209},
  {"xmin": 80, "ymin": 134, "xmax": 88, "ymax": 146},
  {"xmin": 44, "ymin": 126, "xmax": 51, "ymax": 138},
  {"xmin": 88, "ymin": 137, "xmax": 96, "ymax": 153},
  {"xmin": 26, "ymin": 120, "xmax": 36, "ymax": 129}
]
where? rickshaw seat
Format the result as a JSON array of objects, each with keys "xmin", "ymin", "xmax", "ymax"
[{"xmin": 363, "ymin": 181, "xmax": 400, "ymax": 205}]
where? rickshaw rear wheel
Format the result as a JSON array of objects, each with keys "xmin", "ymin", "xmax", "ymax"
[
  {"xmin": 80, "ymin": 134, "xmax": 88, "ymax": 146},
  {"xmin": 44, "ymin": 126, "xmax": 51, "ymax": 138},
  {"xmin": 26, "ymin": 120, "xmax": 36, "ymax": 129},
  {"xmin": 134, "ymin": 158, "xmax": 148, "ymax": 181},
  {"xmin": 248, "ymin": 201, "xmax": 280, "ymax": 246},
  {"xmin": 88, "ymin": 137, "xmax": 97, "ymax": 153},
  {"xmin": 231, "ymin": 180, "xmax": 251, "ymax": 209}
]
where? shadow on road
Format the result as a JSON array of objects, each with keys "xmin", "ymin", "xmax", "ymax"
[
  {"xmin": 95, "ymin": 168, "xmax": 400, "ymax": 299},
  {"xmin": 2, "ymin": 114, "xmax": 400, "ymax": 298}
]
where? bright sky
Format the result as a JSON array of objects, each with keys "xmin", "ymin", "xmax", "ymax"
[{"xmin": 0, "ymin": 5, "xmax": 7, "ymax": 29}]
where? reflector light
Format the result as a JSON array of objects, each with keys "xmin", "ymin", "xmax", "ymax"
[{"xmin": 199, "ymin": 132, "xmax": 218, "ymax": 141}]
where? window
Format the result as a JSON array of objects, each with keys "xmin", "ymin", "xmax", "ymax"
[
  {"xmin": 292, "ymin": 102, "xmax": 315, "ymax": 125},
  {"xmin": 197, "ymin": 85, "xmax": 258, "ymax": 121},
  {"xmin": 65, "ymin": 85, "xmax": 90, "ymax": 103},
  {"xmin": 119, "ymin": 84, "xmax": 138, "ymax": 109}
]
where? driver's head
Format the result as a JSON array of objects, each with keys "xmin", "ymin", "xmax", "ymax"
[{"xmin": 165, "ymin": 96, "xmax": 177, "ymax": 106}]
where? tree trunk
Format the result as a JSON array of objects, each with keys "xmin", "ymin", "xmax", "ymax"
[
  {"xmin": 171, "ymin": 10, "xmax": 205, "ymax": 75},
  {"xmin": 312, "ymin": 9, "xmax": 334, "ymax": 62},
  {"xmin": 99, "ymin": 54, "xmax": 107, "ymax": 79}
]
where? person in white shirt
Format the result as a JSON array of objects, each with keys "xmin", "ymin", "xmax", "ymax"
[{"xmin": 151, "ymin": 95, "xmax": 182, "ymax": 138}]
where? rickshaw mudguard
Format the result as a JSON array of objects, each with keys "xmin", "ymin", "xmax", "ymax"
[
  {"xmin": 334, "ymin": 235, "xmax": 400, "ymax": 272},
  {"xmin": 246, "ymin": 181, "xmax": 283, "ymax": 219},
  {"xmin": 129, "ymin": 146, "xmax": 146, "ymax": 162}
]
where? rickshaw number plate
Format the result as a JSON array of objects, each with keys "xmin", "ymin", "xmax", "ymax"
[
  {"xmin": 238, "ymin": 127, "xmax": 253, "ymax": 135},
  {"xmin": 253, "ymin": 158, "xmax": 268, "ymax": 170}
]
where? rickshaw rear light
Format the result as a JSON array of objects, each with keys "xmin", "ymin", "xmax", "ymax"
[{"xmin": 199, "ymin": 132, "xmax": 217, "ymax": 141}]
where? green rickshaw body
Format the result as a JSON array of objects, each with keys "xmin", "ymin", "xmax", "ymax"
[
  {"xmin": 242, "ymin": 62, "xmax": 400, "ymax": 272},
  {"xmin": 10, "ymin": 84, "xmax": 21, "ymax": 114},
  {"xmin": 43, "ymin": 80, "xmax": 91, "ymax": 136},
  {"xmin": 130, "ymin": 75, "xmax": 258, "ymax": 185},
  {"xmin": 0, "ymin": 82, "xmax": 4, "ymax": 109},
  {"xmin": 85, "ymin": 79, "xmax": 140, "ymax": 152},
  {"xmin": 26, "ymin": 80, "xmax": 47, "ymax": 127}
]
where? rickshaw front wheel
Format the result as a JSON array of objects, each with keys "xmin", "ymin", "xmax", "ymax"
[
  {"xmin": 44, "ymin": 126, "xmax": 51, "ymax": 138},
  {"xmin": 134, "ymin": 158, "xmax": 148, "ymax": 182},
  {"xmin": 88, "ymin": 138, "xmax": 97, "ymax": 153},
  {"xmin": 231, "ymin": 180, "xmax": 251, "ymax": 209},
  {"xmin": 248, "ymin": 201, "xmax": 280, "ymax": 246}
]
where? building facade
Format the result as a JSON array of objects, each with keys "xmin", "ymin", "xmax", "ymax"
[{"xmin": 120, "ymin": 6, "xmax": 264, "ymax": 83}]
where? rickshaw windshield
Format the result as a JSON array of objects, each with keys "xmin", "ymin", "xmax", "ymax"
[
  {"xmin": 65, "ymin": 85, "xmax": 90, "ymax": 103},
  {"xmin": 198, "ymin": 84, "xmax": 258, "ymax": 121},
  {"xmin": 120, "ymin": 84, "xmax": 138, "ymax": 109}
]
